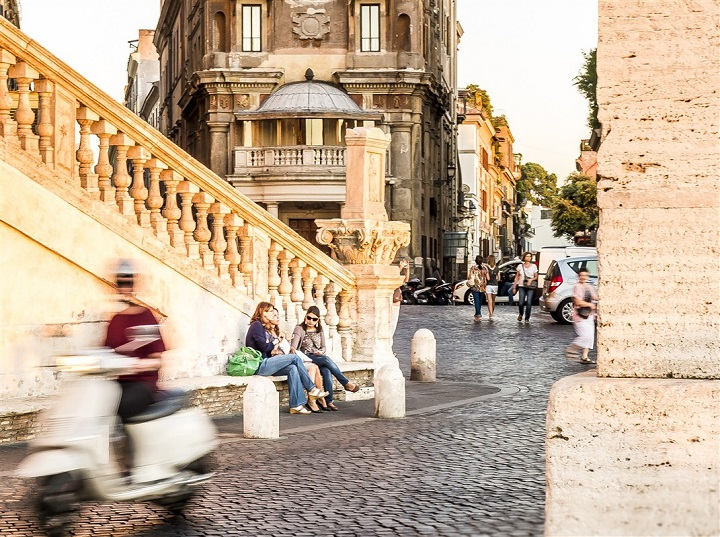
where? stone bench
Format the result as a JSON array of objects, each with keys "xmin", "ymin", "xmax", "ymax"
[{"xmin": 0, "ymin": 361, "xmax": 375, "ymax": 445}]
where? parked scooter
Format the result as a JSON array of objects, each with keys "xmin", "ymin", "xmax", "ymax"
[
  {"xmin": 401, "ymin": 277, "xmax": 423, "ymax": 304},
  {"xmin": 17, "ymin": 327, "xmax": 217, "ymax": 536},
  {"xmin": 414, "ymin": 278, "xmax": 453, "ymax": 305}
]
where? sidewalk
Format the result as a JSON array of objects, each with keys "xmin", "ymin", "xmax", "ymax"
[{"xmin": 214, "ymin": 379, "xmax": 503, "ymax": 439}]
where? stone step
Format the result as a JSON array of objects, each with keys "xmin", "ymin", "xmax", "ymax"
[{"xmin": 0, "ymin": 362, "xmax": 374, "ymax": 445}]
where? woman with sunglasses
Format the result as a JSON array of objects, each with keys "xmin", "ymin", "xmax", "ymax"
[
  {"xmin": 290, "ymin": 306, "xmax": 360, "ymax": 411},
  {"xmin": 245, "ymin": 302, "xmax": 328, "ymax": 414}
]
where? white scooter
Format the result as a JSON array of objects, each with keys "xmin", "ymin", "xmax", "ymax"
[{"xmin": 17, "ymin": 326, "xmax": 218, "ymax": 536}]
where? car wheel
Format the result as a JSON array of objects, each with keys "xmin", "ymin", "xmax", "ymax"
[
  {"xmin": 557, "ymin": 298, "xmax": 574, "ymax": 324},
  {"xmin": 465, "ymin": 290, "xmax": 473, "ymax": 305}
]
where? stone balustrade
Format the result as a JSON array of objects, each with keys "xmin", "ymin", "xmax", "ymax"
[
  {"xmin": 0, "ymin": 18, "xmax": 357, "ymax": 361},
  {"xmin": 233, "ymin": 145, "xmax": 346, "ymax": 173}
]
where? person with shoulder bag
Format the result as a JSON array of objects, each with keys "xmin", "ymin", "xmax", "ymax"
[
  {"xmin": 566, "ymin": 268, "xmax": 598, "ymax": 363},
  {"xmin": 468, "ymin": 255, "xmax": 488, "ymax": 322},
  {"xmin": 512, "ymin": 252, "xmax": 538, "ymax": 323}
]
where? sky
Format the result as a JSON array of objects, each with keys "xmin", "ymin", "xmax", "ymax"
[
  {"xmin": 20, "ymin": 0, "xmax": 597, "ymax": 181},
  {"xmin": 457, "ymin": 0, "xmax": 598, "ymax": 180}
]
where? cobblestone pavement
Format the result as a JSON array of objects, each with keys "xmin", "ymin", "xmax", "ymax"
[{"xmin": 0, "ymin": 304, "xmax": 594, "ymax": 536}]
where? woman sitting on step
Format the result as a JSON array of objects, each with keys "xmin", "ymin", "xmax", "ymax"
[
  {"xmin": 290, "ymin": 306, "xmax": 360, "ymax": 411},
  {"xmin": 268, "ymin": 306, "xmax": 326, "ymax": 413},
  {"xmin": 245, "ymin": 302, "xmax": 328, "ymax": 415}
]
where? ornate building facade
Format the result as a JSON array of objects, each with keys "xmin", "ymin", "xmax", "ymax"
[{"xmin": 154, "ymin": 0, "xmax": 458, "ymax": 273}]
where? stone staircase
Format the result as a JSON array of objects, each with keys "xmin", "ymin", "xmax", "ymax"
[{"xmin": 0, "ymin": 18, "xmax": 369, "ymax": 443}]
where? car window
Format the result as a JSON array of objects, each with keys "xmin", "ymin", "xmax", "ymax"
[
  {"xmin": 546, "ymin": 261, "xmax": 558, "ymax": 280},
  {"xmin": 567, "ymin": 259, "xmax": 598, "ymax": 278}
]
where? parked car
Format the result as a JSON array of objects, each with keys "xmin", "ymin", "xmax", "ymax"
[
  {"xmin": 536, "ymin": 246, "xmax": 597, "ymax": 288},
  {"xmin": 453, "ymin": 259, "xmax": 523, "ymax": 305},
  {"xmin": 539, "ymin": 255, "xmax": 598, "ymax": 324}
]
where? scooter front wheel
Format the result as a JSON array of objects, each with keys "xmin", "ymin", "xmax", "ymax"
[{"xmin": 35, "ymin": 472, "xmax": 81, "ymax": 537}]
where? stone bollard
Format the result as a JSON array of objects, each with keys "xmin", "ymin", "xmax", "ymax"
[
  {"xmin": 243, "ymin": 377, "xmax": 279, "ymax": 439},
  {"xmin": 374, "ymin": 363, "xmax": 405, "ymax": 418},
  {"xmin": 410, "ymin": 328, "xmax": 436, "ymax": 382}
]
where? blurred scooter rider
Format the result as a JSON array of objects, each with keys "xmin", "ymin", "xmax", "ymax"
[{"xmin": 104, "ymin": 259, "xmax": 166, "ymax": 422}]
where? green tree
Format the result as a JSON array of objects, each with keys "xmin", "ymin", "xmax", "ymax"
[
  {"xmin": 573, "ymin": 48, "xmax": 599, "ymax": 130},
  {"xmin": 517, "ymin": 162, "xmax": 558, "ymax": 206},
  {"xmin": 551, "ymin": 172, "xmax": 598, "ymax": 240},
  {"xmin": 464, "ymin": 84, "xmax": 493, "ymax": 118}
]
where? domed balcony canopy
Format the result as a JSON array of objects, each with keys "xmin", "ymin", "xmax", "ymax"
[{"xmin": 235, "ymin": 69, "xmax": 382, "ymax": 121}]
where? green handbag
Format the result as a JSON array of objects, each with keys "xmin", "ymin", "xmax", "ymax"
[{"xmin": 226, "ymin": 346, "xmax": 262, "ymax": 376}]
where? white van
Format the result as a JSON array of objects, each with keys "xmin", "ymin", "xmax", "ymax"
[{"xmin": 535, "ymin": 246, "xmax": 597, "ymax": 288}]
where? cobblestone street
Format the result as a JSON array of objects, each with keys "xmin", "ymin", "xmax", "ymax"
[{"xmin": 0, "ymin": 305, "xmax": 594, "ymax": 536}]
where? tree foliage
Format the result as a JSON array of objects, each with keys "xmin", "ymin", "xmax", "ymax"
[
  {"xmin": 551, "ymin": 173, "xmax": 598, "ymax": 240},
  {"xmin": 464, "ymin": 84, "xmax": 493, "ymax": 118},
  {"xmin": 517, "ymin": 162, "xmax": 558, "ymax": 206},
  {"xmin": 573, "ymin": 48, "xmax": 599, "ymax": 130}
]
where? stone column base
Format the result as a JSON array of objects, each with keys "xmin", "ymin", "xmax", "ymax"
[{"xmin": 546, "ymin": 371, "xmax": 720, "ymax": 536}]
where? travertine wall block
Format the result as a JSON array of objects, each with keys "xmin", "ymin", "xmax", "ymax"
[
  {"xmin": 546, "ymin": 372, "xmax": 720, "ymax": 536},
  {"xmin": 596, "ymin": 0, "xmax": 720, "ymax": 379}
]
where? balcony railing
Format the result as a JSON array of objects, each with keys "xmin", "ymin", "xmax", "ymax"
[{"xmin": 234, "ymin": 145, "xmax": 346, "ymax": 173}]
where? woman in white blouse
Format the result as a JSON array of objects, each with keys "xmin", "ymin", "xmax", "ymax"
[{"xmin": 512, "ymin": 252, "xmax": 538, "ymax": 323}]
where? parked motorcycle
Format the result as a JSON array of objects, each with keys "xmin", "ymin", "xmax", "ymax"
[
  {"xmin": 414, "ymin": 277, "xmax": 453, "ymax": 305},
  {"xmin": 17, "ymin": 326, "xmax": 217, "ymax": 536}
]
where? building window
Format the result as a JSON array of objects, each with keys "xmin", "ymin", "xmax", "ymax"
[
  {"xmin": 242, "ymin": 5, "xmax": 261, "ymax": 52},
  {"xmin": 360, "ymin": 4, "xmax": 380, "ymax": 52},
  {"xmin": 396, "ymin": 14, "xmax": 411, "ymax": 52},
  {"xmin": 541, "ymin": 209, "xmax": 553, "ymax": 220}
]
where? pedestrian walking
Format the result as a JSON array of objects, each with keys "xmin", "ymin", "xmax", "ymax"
[
  {"xmin": 390, "ymin": 258, "xmax": 410, "ymax": 348},
  {"xmin": 468, "ymin": 255, "xmax": 488, "ymax": 322},
  {"xmin": 291, "ymin": 306, "xmax": 360, "ymax": 411},
  {"xmin": 483, "ymin": 255, "xmax": 499, "ymax": 320},
  {"xmin": 565, "ymin": 268, "xmax": 598, "ymax": 363},
  {"xmin": 512, "ymin": 252, "xmax": 538, "ymax": 323}
]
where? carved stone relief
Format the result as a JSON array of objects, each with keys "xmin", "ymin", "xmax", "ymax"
[{"xmin": 291, "ymin": 8, "xmax": 331, "ymax": 41}]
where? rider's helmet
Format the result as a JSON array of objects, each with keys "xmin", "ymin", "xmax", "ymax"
[{"xmin": 113, "ymin": 258, "xmax": 139, "ymax": 290}]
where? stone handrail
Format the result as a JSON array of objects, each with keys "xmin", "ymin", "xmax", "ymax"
[
  {"xmin": 0, "ymin": 17, "xmax": 357, "ymax": 360},
  {"xmin": 0, "ymin": 18, "xmax": 355, "ymax": 292}
]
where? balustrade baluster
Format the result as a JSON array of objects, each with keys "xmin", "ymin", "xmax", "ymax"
[
  {"xmin": 324, "ymin": 283, "xmax": 341, "ymax": 359},
  {"xmin": 159, "ymin": 169, "xmax": 183, "ymax": 248},
  {"xmin": 34, "ymin": 79, "xmax": 54, "ymax": 165},
  {"xmin": 313, "ymin": 275, "xmax": 329, "ymax": 317},
  {"xmin": 75, "ymin": 106, "xmax": 99, "ymax": 195},
  {"xmin": 0, "ymin": 50, "xmax": 17, "ymax": 141},
  {"xmin": 209, "ymin": 202, "xmax": 231, "ymax": 280},
  {"xmin": 109, "ymin": 133, "xmax": 135, "ymax": 216},
  {"xmin": 193, "ymin": 192, "xmax": 214, "ymax": 268},
  {"xmin": 277, "ymin": 250, "xmax": 295, "ymax": 326},
  {"xmin": 224, "ymin": 214, "xmax": 244, "ymax": 291},
  {"xmin": 8, "ymin": 62, "xmax": 39, "ymax": 154},
  {"xmin": 177, "ymin": 181, "xmax": 200, "ymax": 259},
  {"xmin": 91, "ymin": 120, "xmax": 117, "ymax": 205},
  {"xmin": 267, "ymin": 241, "xmax": 283, "ymax": 308},
  {"xmin": 338, "ymin": 289, "xmax": 354, "ymax": 362},
  {"xmin": 239, "ymin": 227, "xmax": 254, "ymax": 297},
  {"xmin": 290, "ymin": 258, "xmax": 306, "ymax": 322},
  {"xmin": 145, "ymin": 158, "xmax": 169, "ymax": 242},
  {"xmin": 301, "ymin": 266, "xmax": 317, "ymax": 310},
  {"xmin": 128, "ymin": 146, "xmax": 151, "ymax": 227},
  {"xmin": 340, "ymin": 148, "xmax": 345, "ymax": 166}
]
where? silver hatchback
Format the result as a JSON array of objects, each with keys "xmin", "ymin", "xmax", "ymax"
[{"xmin": 539, "ymin": 256, "xmax": 598, "ymax": 324}]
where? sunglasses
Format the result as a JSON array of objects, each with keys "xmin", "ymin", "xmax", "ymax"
[{"xmin": 306, "ymin": 316, "xmax": 319, "ymax": 321}]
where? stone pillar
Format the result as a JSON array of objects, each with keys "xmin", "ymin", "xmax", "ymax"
[
  {"xmin": 316, "ymin": 127, "xmax": 411, "ymax": 368},
  {"xmin": 545, "ymin": 3, "xmax": 720, "ymax": 536},
  {"xmin": 207, "ymin": 120, "xmax": 229, "ymax": 177},
  {"xmin": 266, "ymin": 202, "xmax": 279, "ymax": 219}
]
